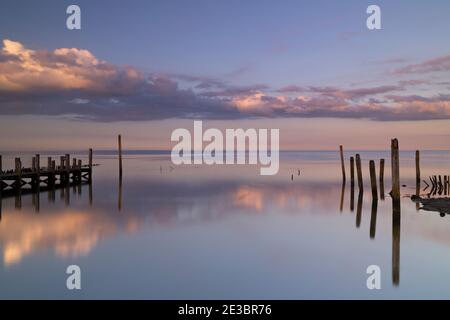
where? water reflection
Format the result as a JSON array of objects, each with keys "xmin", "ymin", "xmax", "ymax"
[
  {"xmin": 2, "ymin": 151, "xmax": 450, "ymax": 298},
  {"xmin": 0, "ymin": 176, "xmax": 344, "ymax": 268},
  {"xmin": 392, "ymin": 197, "xmax": 401, "ymax": 286},
  {"xmin": 339, "ymin": 182, "xmax": 345, "ymax": 213},
  {"xmin": 369, "ymin": 199, "xmax": 378, "ymax": 239},
  {"xmin": 356, "ymin": 191, "xmax": 363, "ymax": 228}
]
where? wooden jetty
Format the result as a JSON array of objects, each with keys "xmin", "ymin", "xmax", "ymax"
[{"xmin": 0, "ymin": 149, "xmax": 93, "ymax": 196}]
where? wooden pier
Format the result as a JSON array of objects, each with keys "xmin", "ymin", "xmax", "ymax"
[{"xmin": 0, "ymin": 149, "xmax": 93, "ymax": 196}]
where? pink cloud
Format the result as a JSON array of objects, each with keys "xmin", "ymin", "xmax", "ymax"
[{"xmin": 393, "ymin": 54, "xmax": 450, "ymax": 74}]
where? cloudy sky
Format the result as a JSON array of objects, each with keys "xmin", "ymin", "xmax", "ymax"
[{"xmin": 0, "ymin": 0, "xmax": 449, "ymax": 151}]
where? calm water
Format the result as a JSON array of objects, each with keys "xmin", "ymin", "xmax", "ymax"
[{"xmin": 1, "ymin": 150, "xmax": 450, "ymax": 299}]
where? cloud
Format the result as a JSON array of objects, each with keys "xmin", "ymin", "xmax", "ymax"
[
  {"xmin": 1, "ymin": 39, "xmax": 450, "ymax": 122},
  {"xmin": 393, "ymin": 54, "xmax": 450, "ymax": 74},
  {"xmin": 276, "ymin": 85, "xmax": 305, "ymax": 93}
]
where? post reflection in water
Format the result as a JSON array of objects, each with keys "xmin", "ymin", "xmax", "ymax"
[
  {"xmin": 343, "ymin": 183, "xmax": 400, "ymax": 286},
  {"xmin": 350, "ymin": 183, "xmax": 355, "ymax": 212},
  {"xmin": 89, "ymin": 181, "xmax": 93, "ymax": 206},
  {"xmin": 392, "ymin": 196, "xmax": 401, "ymax": 286},
  {"xmin": 340, "ymin": 182, "xmax": 345, "ymax": 213},
  {"xmin": 356, "ymin": 191, "xmax": 363, "ymax": 228},
  {"xmin": 118, "ymin": 176, "xmax": 122, "ymax": 212},
  {"xmin": 0, "ymin": 181, "xmax": 93, "ymax": 215},
  {"xmin": 369, "ymin": 199, "xmax": 378, "ymax": 239}
]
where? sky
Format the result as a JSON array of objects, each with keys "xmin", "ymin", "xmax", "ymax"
[{"xmin": 0, "ymin": 0, "xmax": 449, "ymax": 151}]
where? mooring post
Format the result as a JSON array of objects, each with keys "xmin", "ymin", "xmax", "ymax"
[
  {"xmin": 118, "ymin": 135, "xmax": 123, "ymax": 178},
  {"xmin": 369, "ymin": 160, "xmax": 378, "ymax": 199},
  {"xmin": 48, "ymin": 157, "xmax": 54, "ymax": 187},
  {"xmin": 444, "ymin": 176, "xmax": 448, "ymax": 195},
  {"xmin": 415, "ymin": 151, "xmax": 420, "ymax": 185},
  {"xmin": 339, "ymin": 145, "xmax": 346, "ymax": 183},
  {"xmin": 36, "ymin": 154, "xmax": 40, "ymax": 188},
  {"xmin": 15, "ymin": 158, "xmax": 22, "ymax": 190},
  {"xmin": 78, "ymin": 159, "xmax": 82, "ymax": 182},
  {"xmin": 350, "ymin": 156, "xmax": 355, "ymax": 188},
  {"xmin": 88, "ymin": 148, "xmax": 93, "ymax": 183},
  {"xmin": 379, "ymin": 159, "xmax": 385, "ymax": 200},
  {"xmin": 65, "ymin": 154, "xmax": 70, "ymax": 184},
  {"xmin": 355, "ymin": 154, "xmax": 363, "ymax": 191},
  {"xmin": 32, "ymin": 157, "xmax": 37, "ymax": 189},
  {"xmin": 391, "ymin": 139, "xmax": 400, "ymax": 199},
  {"xmin": 0, "ymin": 155, "xmax": 2, "ymax": 193},
  {"xmin": 65, "ymin": 154, "xmax": 70, "ymax": 171},
  {"xmin": 72, "ymin": 158, "xmax": 77, "ymax": 183}
]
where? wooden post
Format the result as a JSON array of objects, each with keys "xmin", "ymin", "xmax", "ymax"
[
  {"xmin": 0, "ymin": 155, "xmax": 2, "ymax": 192},
  {"xmin": 379, "ymin": 159, "xmax": 385, "ymax": 200},
  {"xmin": 15, "ymin": 158, "xmax": 22, "ymax": 190},
  {"xmin": 65, "ymin": 154, "xmax": 70, "ymax": 184},
  {"xmin": 78, "ymin": 160, "xmax": 82, "ymax": 182},
  {"xmin": 118, "ymin": 135, "xmax": 123, "ymax": 178},
  {"xmin": 356, "ymin": 154, "xmax": 363, "ymax": 191},
  {"xmin": 415, "ymin": 151, "xmax": 420, "ymax": 185},
  {"xmin": 369, "ymin": 160, "xmax": 378, "ymax": 199},
  {"xmin": 88, "ymin": 148, "xmax": 93, "ymax": 183},
  {"xmin": 350, "ymin": 157, "xmax": 355, "ymax": 188},
  {"xmin": 48, "ymin": 157, "xmax": 54, "ymax": 187},
  {"xmin": 339, "ymin": 145, "xmax": 346, "ymax": 183},
  {"xmin": 72, "ymin": 158, "xmax": 76, "ymax": 169},
  {"xmin": 444, "ymin": 176, "xmax": 448, "ymax": 195},
  {"xmin": 65, "ymin": 154, "xmax": 70, "ymax": 172},
  {"xmin": 391, "ymin": 139, "xmax": 400, "ymax": 199},
  {"xmin": 35, "ymin": 154, "xmax": 40, "ymax": 188},
  {"xmin": 32, "ymin": 157, "xmax": 36, "ymax": 172}
]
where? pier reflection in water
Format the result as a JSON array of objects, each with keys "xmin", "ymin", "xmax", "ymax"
[{"xmin": 1, "ymin": 151, "xmax": 450, "ymax": 299}]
